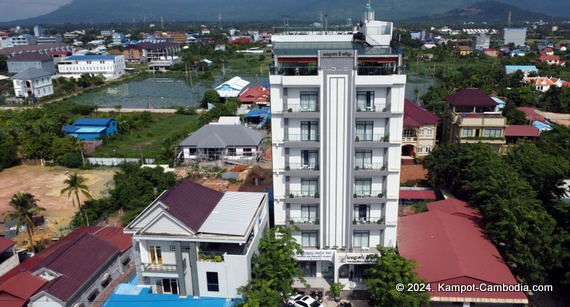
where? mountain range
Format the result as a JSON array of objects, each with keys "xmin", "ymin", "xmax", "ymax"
[{"xmin": 1, "ymin": 0, "xmax": 568, "ymax": 26}]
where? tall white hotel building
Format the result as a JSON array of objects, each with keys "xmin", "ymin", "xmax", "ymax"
[{"xmin": 270, "ymin": 3, "xmax": 405, "ymax": 284}]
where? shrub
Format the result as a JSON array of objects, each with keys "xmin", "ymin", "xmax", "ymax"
[{"xmin": 61, "ymin": 152, "xmax": 83, "ymax": 168}]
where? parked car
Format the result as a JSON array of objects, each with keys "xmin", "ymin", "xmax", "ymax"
[{"xmin": 288, "ymin": 295, "xmax": 323, "ymax": 307}]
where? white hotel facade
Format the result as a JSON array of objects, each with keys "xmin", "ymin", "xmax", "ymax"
[
  {"xmin": 270, "ymin": 3, "xmax": 405, "ymax": 285},
  {"xmin": 57, "ymin": 55, "xmax": 126, "ymax": 80}
]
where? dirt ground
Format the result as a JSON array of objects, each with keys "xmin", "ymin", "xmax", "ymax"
[
  {"xmin": 0, "ymin": 165, "xmax": 116, "ymax": 249},
  {"xmin": 534, "ymin": 110, "xmax": 570, "ymax": 126}
]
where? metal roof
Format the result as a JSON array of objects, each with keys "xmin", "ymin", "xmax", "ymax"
[
  {"xmin": 214, "ymin": 76, "xmax": 250, "ymax": 98},
  {"xmin": 11, "ymin": 67, "xmax": 52, "ymax": 80},
  {"xmin": 199, "ymin": 192, "xmax": 265, "ymax": 236},
  {"xmin": 74, "ymin": 118, "xmax": 114, "ymax": 126},
  {"xmin": 179, "ymin": 125, "xmax": 265, "ymax": 148}
]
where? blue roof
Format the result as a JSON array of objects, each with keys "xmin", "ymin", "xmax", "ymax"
[
  {"xmin": 64, "ymin": 55, "xmax": 118, "ymax": 61},
  {"xmin": 245, "ymin": 109, "xmax": 270, "ymax": 118},
  {"xmin": 74, "ymin": 118, "xmax": 115, "ymax": 126},
  {"xmin": 505, "ymin": 65, "xmax": 537, "ymax": 70}
]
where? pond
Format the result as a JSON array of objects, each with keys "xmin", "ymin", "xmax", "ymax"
[
  {"xmin": 66, "ymin": 73, "xmax": 269, "ymax": 109},
  {"xmin": 65, "ymin": 73, "xmax": 433, "ymax": 109}
]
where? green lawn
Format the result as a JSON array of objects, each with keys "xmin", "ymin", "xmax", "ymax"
[{"xmin": 92, "ymin": 113, "xmax": 200, "ymax": 160}]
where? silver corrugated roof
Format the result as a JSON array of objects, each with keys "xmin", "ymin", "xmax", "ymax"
[
  {"xmin": 11, "ymin": 67, "xmax": 52, "ymax": 80},
  {"xmin": 199, "ymin": 192, "xmax": 265, "ymax": 236},
  {"xmin": 179, "ymin": 124, "xmax": 265, "ymax": 148}
]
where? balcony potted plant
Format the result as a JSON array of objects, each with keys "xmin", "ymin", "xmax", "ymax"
[
  {"xmin": 314, "ymin": 192, "xmax": 319, "ymax": 198},
  {"xmin": 378, "ymin": 192, "xmax": 384, "ymax": 198},
  {"xmin": 289, "ymin": 193, "xmax": 294, "ymax": 198},
  {"xmin": 355, "ymin": 136, "xmax": 360, "ymax": 142}
]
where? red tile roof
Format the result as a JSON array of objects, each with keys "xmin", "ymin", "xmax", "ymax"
[
  {"xmin": 239, "ymin": 86, "xmax": 270, "ymax": 104},
  {"xmin": 517, "ymin": 107, "xmax": 548, "ymax": 124},
  {"xmin": 539, "ymin": 55, "xmax": 560, "ymax": 61},
  {"xmin": 445, "ymin": 88, "xmax": 497, "ymax": 107},
  {"xmin": 403, "ymin": 99, "xmax": 439, "ymax": 127},
  {"xmin": 399, "ymin": 189, "xmax": 436, "ymax": 200},
  {"xmin": 32, "ymin": 233, "xmax": 119, "ymax": 302},
  {"xmin": 0, "ymin": 237, "xmax": 15, "ymax": 253},
  {"xmin": 505, "ymin": 125, "xmax": 540, "ymax": 137},
  {"xmin": 0, "ymin": 271, "xmax": 46, "ymax": 305},
  {"xmin": 0, "ymin": 226, "xmax": 131, "ymax": 306},
  {"xmin": 158, "ymin": 180, "xmax": 224, "ymax": 232},
  {"xmin": 398, "ymin": 199, "xmax": 528, "ymax": 303}
]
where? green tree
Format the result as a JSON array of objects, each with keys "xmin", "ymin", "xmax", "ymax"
[
  {"xmin": 365, "ymin": 246, "xmax": 430, "ymax": 307},
  {"xmin": 502, "ymin": 101, "xmax": 528, "ymax": 125},
  {"xmin": 60, "ymin": 173, "xmax": 92, "ymax": 226},
  {"xmin": 237, "ymin": 226, "xmax": 307, "ymax": 306},
  {"xmin": 0, "ymin": 135, "xmax": 18, "ymax": 170},
  {"xmin": 4, "ymin": 193, "xmax": 45, "ymax": 252},
  {"xmin": 201, "ymin": 90, "xmax": 220, "ymax": 108}
]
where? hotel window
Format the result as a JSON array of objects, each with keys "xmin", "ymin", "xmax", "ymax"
[
  {"xmin": 149, "ymin": 246, "xmax": 162, "ymax": 264},
  {"xmin": 353, "ymin": 231, "xmax": 370, "ymax": 247},
  {"xmin": 356, "ymin": 121, "xmax": 374, "ymax": 141},
  {"xmin": 227, "ymin": 148, "xmax": 236, "ymax": 156},
  {"xmin": 206, "ymin": 272, "xmax": 219, "ymax": 292},
  {"xmin": 426, "ymin": 128, "xmax": 433, "ymax": 136},
  {"xmin": 301, "ymin": 231, "xmax": 318, "ymax": 247},
  {"xmin": 300, "ymin": 91, "xmax": 318, "ymax": 111},
  {"xmin": 301, "ymin": 150, "xmax": 318, "ymax": 168},
  {"xmin": 484, "ymin": 129, "xmax": 502, "ymax": 137},
  {"xmin": 354, "ymin": 179, "xmax": 372, "ymax": 197},
  {"xmin": 301, "ymin": 121, "xmax": 319, "ymax": 141},
  {"xmin": 301, "ymin": 205, "xmax": 318, "ymax": 223},
  {"xmin": 462, "ymin": 129, "xmax": 473, "ymax": 137},
  {"xmin": 243, "ymin": 148, "xmax": 253, "ymax": 156},
  {"xmin": 354, "ymin": 204, "xmax": 370, "ymax": 221},
  {"xmin": 355, "ymin": 150, "xmax": 372, "ymax": 169},
  {"xmin": 357, "ymin": 91, "xmax": 375, "ymax": 111},
  {"xmin": 301, "ymin": 179, "xmax": 318, "ymax": 197}
]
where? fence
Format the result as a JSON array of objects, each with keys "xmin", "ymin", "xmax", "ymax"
[{"xmin": 86, "ymin": 157, "xmax": 155, "ymax": 166}]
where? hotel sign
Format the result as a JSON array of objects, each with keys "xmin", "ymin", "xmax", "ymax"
[
  {"xmin": 319, "ymin": 50, "xmax": 355, "ymax": 58},
  {"xmin": 295, "ymin": 250, "xmax": 335, "ymax": 261}
]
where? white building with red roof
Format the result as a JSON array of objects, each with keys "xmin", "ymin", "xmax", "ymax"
[
  {"xmin": 124, "ymin": 180, "xmax": 269, "ymax": 298},
  {"xmin": 402, "ymin": 99, "xmax": 439, "ymax": 157},
  {"xmin": 398, "ymin": 199, "xmax": 528, "ymax": 305},
  {"xmin": 523, "ymin": 76, "xmax": 563, "ymax": 92}
]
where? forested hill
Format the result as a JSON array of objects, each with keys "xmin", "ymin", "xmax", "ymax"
[{"xmin": 2, "ymin": 0, "xmax": 568, "ymax": 26}]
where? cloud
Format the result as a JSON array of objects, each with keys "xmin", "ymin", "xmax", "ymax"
[{"xmin": 0, "ymin": 0, "xmax": 73, "ymax": 22}]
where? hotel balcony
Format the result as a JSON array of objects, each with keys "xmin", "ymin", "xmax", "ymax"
[
  {"xmin": 142, "ymin": 262, "xmax": 179, "ymax": 276},
  {"xmin": 284, "ymin": 134, "xmax": 320, "ymax": 149},
  {"xmin": 269, "ymin": 64, "xmax": 405, "ymax": 76},
  {"xmin": 282, "ymin": 104, "xmax": 320, "ymax": 119},
  {"xmin": 452, "ymin": 112, "xmax": 507, "ymax": 127},
  {"xmin": 286, "ymin": 218, "xmax": 320, "ymax": 230},
  {"xmin": 352, "ymin": 217, "xmax": 386, "ymax": 230},
  {"xmin": 284, "ymin": 163, "xmax": 320, "ymax": 176}
]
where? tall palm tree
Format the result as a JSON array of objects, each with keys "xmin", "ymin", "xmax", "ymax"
[
  {"xmin": 61, "ymin": 173, "xmax": 92, "ymax": 226},
  {"xmin": 5, "ymin": 193, "xmax": 45, "ymax": 253}
]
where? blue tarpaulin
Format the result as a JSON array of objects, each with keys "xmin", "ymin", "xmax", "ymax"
[{"xmin": 245, "ymin": 109, "xmax": 270, "ymax": 118}]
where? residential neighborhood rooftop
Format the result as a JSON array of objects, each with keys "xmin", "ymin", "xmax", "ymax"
[{"xmin": 445, "ymin": 88, "xmax": 497, "ymax": 107}]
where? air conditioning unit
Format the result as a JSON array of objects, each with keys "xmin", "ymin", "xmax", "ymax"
[{"xmin": 101, "ymin": 273, "xmax": 110, "ymax": 282}]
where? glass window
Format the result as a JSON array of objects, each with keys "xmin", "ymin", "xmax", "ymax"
[
  {"xmin": 356, "ymin": 121, "xmax": 374, "ymax": 141},
  {"xmin": 462, "ymin": 129, "xmax": 473, "ymax": 137},
  {"xmin": 484, "ymin": 129, "xmax": 502, "ymax": 137},
  {"xmin": 301, "ymin": 179, "xmax": 318, "ymax": 197},
  {"xmin": 355, "ymin": 150, "xmax": 372, "ymax": 169},
  {"xmin": 300, "ymin": 91, "xmax": 318, "ymax": 111},
  {"xmin": 354, "ymin": 179, "xmax": 372, "ymax": 197},
  {"xmin": 149, "ymin": 246, "xmax": 162, "ymax": 264},
  {"xmin": 161, "ymin": 278, "xmax": 179, "ymax": 294},
  {"xmin": 354, "ymin": 204, "xmax": 370, "ymax": 221},
  {"xmin": 357, "ymin": 91, "xmax": 375, "ymax": 111},
  {"xmin": 206, "ymin": 272, "xmax": 219, "ymax": 292},
  {"xmin": 403, "ymin": 129, "xmax": 415, "ymax": 138},
  {"xmin": 301, "ymin": 150, "xmax": 318, "ymax": 168},
  {"xmin": 243, "ymin": 148, "xmax": 253, "ymax": 156},
  {"xmin": 301, "ymin": 121, "xmax": 319, "ymax": 141},
  {"xmin": 353, "ymin": 231, "xmax": 370, "ymax": 247},
  {"xmin": 301, "ymin": 205, "xmax": 318, "ymax": 222},
  {"xmin": 301, "ymin": 231, "xmax": 318, "ymax": 247}
]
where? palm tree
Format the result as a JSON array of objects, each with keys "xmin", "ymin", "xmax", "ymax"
[
  {"xmin": 61, "ymin": 173, "xmax": 92, "ymax": 226},
  {"xmin": 5, "ymin": 193, "xmax": 45, "ymax": 253}
]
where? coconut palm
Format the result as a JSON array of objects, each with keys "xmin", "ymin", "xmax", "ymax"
[
  {"xmin": 5, "ymin": 193, "xmax": 45, "ymax": 253},
  {"xmin": 61, "ymin": 173, "xmax": 92, "ymax": 226}
]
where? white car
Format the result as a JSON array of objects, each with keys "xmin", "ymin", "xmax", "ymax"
[{"xmin": 288, "ymin": 295, "xmax": 323, "ymax": 307}]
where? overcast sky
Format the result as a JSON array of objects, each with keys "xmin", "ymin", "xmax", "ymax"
[{"xmin": 0, "ymin": 0, "xmax": 72, "ymax": 22}]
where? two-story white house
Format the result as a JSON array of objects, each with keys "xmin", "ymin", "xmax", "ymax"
[
  {"xmin": 57, "ymin": 55, "xmax": 126, "ymax": 80},
  {"xmin": 124, "ymin": 180, "xmax": 269, "ymax": 298},
  {"xmin": 7, "ymin": 52, "xmax": 56, "ymax": 74},
  {"xmin": 12, "ymin": 67, "xmax": 54, "ymax": 100}
]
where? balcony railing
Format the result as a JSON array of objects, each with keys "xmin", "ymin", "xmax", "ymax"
[
  {"xmin": 352, "ymin": 217, "xmax": 385, "ymax": 225},
  {"xmin": 354, "ymin": 163, "xmax": 387, "ymax": 171},
  {"xmin": 287, "ymin": 218, "xmax": 320, "ymax": 225},
  {"xmin": 355, "ymin": 134, "xmax": 389, "ymax": 142},
  {"xmin": 357, "ymin": 65, "xmax": 406, "ymax": 75},
  {"xmin": 288, "ymin": 190, "xmax": 320, "ymax": 198},
  {"xmin": 143, "ymin": 263, "xmax": 178, "ymax": 272},
  {"xmin": 285, "ymin": 104, "xmax": 320, "ymax": 113},
  {"xmin": 353, "ymin": 190, "xmax": 384, "ymax": 198},
  {"xmin": 286, "ymin": 134, "xmax": 319, "ymax": 142},
  {"xmin": 355, "ymin": 103, "xmax": 391, "ymax": 113},
  {"xmin": 270, "ymin": 66, "xmax": 318, "ymax": 76},
  {"xmin": 402, "ymin": 137, "xmax": 417, "ymax": 142},
  {"xmin": 286, "ymin": 163, "xmax": 319, "ymax": 171}
]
